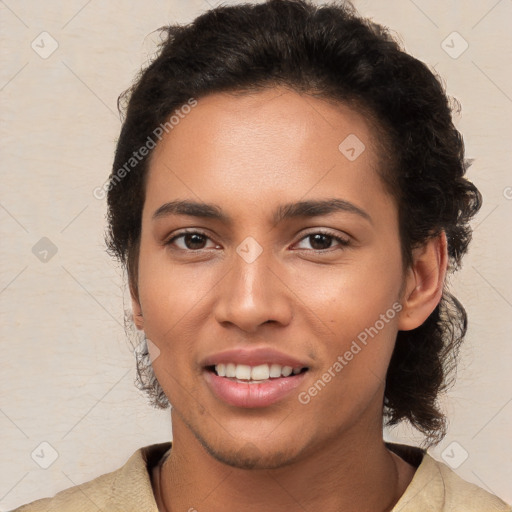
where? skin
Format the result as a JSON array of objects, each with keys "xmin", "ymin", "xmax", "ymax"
[{"xmin": 131, "ymin": 87, "xmax": 447, "ymax": 512}]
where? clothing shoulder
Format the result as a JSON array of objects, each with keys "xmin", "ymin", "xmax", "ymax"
[
  {"xmin": 433, "ymin": 457, "xmax": 511, "ymax": 512},
  {"xmin": 12, "ymin": 466, "xmax": 122, "ymax": 512},
  {"xmin": 393, "ymin": 448, "xmax": 511, "ymax": 512},
  {"xmin": 10, "ymin": 443, "xmax": 170, "ymax": 512}
]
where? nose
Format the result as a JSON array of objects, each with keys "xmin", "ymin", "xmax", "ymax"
[{"xmin": 213, "ymin": 244, "xmax": 293, "ymax": 333}]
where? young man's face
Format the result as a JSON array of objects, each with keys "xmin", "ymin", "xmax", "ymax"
[{"xmin": 134, "ymin": 88, "xmax": 408, "ymax": 468}]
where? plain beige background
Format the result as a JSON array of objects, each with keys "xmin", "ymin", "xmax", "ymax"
[{"xmin": 1, "ymin": 0, "xmax": 511, "ymax": 509}]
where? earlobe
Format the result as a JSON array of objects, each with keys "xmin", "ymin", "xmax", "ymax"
[
  {"xmin": 398, "ymin": 232, "xmax": 448, "ymax": 331},
  {"xmin": 132, "ymin": 303, "xmax": 144, "ymax": 330},
  {"xmin": 130, "ymin": 282, "xmax": 144, "ymax": 331}
]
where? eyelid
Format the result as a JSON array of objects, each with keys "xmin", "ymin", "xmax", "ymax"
[
  {"xmin": 292, "ymin": 228, "xmax": 351, "ymax": 250},
  {"xmin": 165, "ymin": 228, "xmax": 351, "ymax": 252},
  {"xmin": 165, "ymin": 229, "xmax": 220, "ymax": 249}
]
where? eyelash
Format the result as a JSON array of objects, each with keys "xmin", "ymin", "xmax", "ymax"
[{"xmin": 165, "ymin": 229, "xmax": 351, "ymax": 253}]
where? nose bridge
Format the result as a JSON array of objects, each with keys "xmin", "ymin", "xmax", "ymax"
[{"xmin": 214, "ymin": 237, "xmax": 291, "ymax": 331}]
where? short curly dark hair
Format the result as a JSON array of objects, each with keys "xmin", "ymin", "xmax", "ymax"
[{"xmin": 106, "ymin": 0, "xmax": 481, "ymax": 445}]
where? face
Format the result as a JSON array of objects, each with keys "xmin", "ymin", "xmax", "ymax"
[{"xmin": 134, "ymin": 87, "xmax": 409, "ymax": 469}]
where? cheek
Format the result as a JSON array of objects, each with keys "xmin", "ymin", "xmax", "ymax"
[
  {"xmin": 136, "ymin": 247, "xmax": 197, "ymax": 352},
  {"xmin": 299, "ymin": 250, "xmax": 402, "ymax": 330},
  {"xmin": 137, "ymin": 241, "xmax": 205, "ymax": 322},
  {"xmin": 298, "ymin": 273, "xmax": 401, "ymax": 424},
  {"xmin": 135, "ymin": 253, "xmax": 205, "ymax": 402},
  {"xmin": 299, "ymin": 251, "xmax": 403, "ymax": 379}
]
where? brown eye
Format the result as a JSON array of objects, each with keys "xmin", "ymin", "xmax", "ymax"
[
  {"xmin": 308, "ymin": 233, "xmax": 334, "ymax": 250},
  {"xmin": 295, "ymin": 231, "xmax": 350, "ymax": 251},
  {"xmin": 182, "ymin": 233, "xmax": 208, "ymax": 250},
  {"xmin": 166, "ymin": 231, "xmax": 218, "ymax": 251}
]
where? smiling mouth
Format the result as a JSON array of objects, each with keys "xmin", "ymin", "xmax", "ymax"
[{"xmin": 205, "ymin": 363, "xmax": 309, "ymax": 384}]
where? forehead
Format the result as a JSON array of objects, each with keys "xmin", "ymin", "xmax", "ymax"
[
  {"xmin": 144, "ymin": 87, "xmax": 393, "ymax": 222},
  {"xmin": 153, "ymin": 87, "xmax": 379, "ymax": 164}
]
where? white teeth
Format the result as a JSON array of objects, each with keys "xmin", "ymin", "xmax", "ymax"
[
  {"xmin": 225, "ymin": 363, "xmax": 236, "ymax": 378},
  {"xmin": 214, "ymin": 363, "xmax": 305, "ymax": 380},
  {"xmin": 216, "ymin": 363, "xmax": 226, "ymax": 377},
  {"xmin": 281, "ymin": 366, "xmax": 293, "ymax": 377},
  {"xmin": 235, "ymin": 364, "xmax": 251, "ymax": 380},
  {"xmin": 269, "ymin": 364, "xmax": 282, "ymax": 378},
  {"xmin": 251, "ymin": 364, "xmax": 270, "ymax": 380}
]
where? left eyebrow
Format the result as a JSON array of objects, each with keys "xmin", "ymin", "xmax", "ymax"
[
  {"xmin": 151, "ymin": 198, "xmax": 372, "ymax": 225},
  {"xmin": 273, "ymin": 198, "xmax": 372, "ymax": 225}
]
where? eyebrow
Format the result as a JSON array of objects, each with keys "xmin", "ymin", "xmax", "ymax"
[{"xmin": 152, "ymin": 198, "xmax": 372, "ymax": 224}]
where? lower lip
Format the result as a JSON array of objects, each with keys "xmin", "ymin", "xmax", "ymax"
[{"xmin": 203, "ymin": 370, "xmax": 307, "ymax": 408}]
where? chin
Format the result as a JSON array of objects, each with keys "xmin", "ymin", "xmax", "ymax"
[
  {"xmin": 199, "ymin": 438, "xmax": 301, "ymax": 470},
  {"xmin": 172, "ymin": 401, "xmax": 314, "ymax": 469}
]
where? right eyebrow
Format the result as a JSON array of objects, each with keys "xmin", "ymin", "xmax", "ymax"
[{"xmin": 152, "ymin": 200, "xmax": 229, "ymax": 222}]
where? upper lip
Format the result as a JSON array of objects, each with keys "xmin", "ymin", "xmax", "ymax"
[{"xmin": 201, "ymin": 347, "xmax": 310, "ymax": 369}]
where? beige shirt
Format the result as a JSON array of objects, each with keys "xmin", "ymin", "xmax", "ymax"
[{"xmin": 12, "ymin": 442, "xmax": 511, "ymax": 511}]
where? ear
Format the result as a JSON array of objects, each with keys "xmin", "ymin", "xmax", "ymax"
[
  {"xmin": 398, "ymin": 231, "xmax": 448, "ymax": 331},
  {"xmin": 130, "ymin": 281, "xmax": 145, "ymax": 331}
]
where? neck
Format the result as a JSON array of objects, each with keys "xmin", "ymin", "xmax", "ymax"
[{"xmin": 156, "ymin": 414, "xmax": 415, "ymax": 512}]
